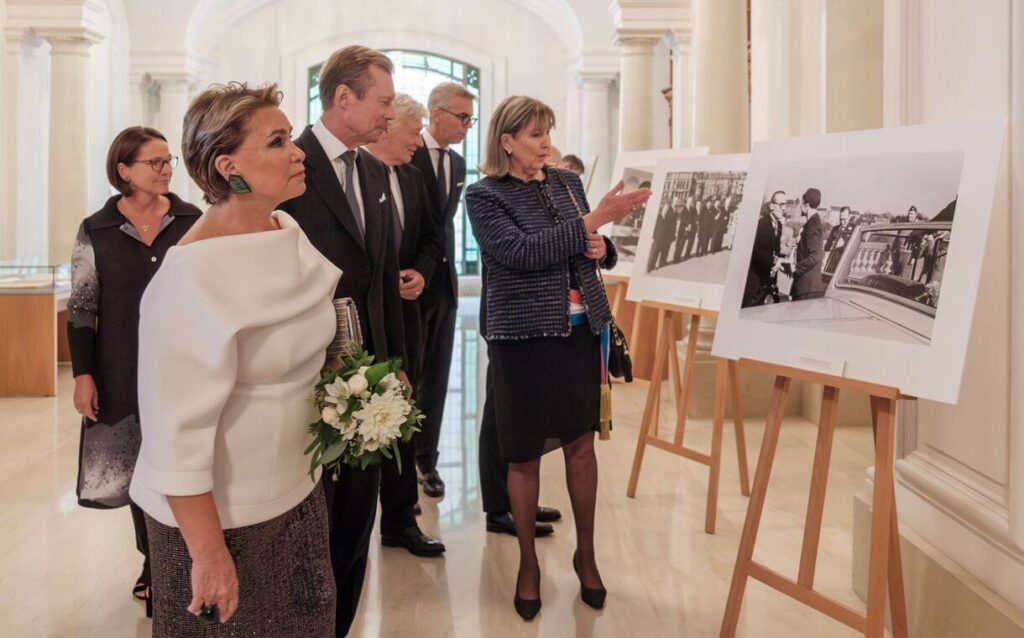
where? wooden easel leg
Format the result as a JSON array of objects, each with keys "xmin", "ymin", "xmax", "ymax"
[
  {"xmin": 871, "ymin": 398, "xmax": 910, "ymax": 638},
  {"xmin": 865, "ymin": 396, "xmax": 897, "ymax": 638},
  {"xmin": 628, "ymin": 301, "xmax": 643, "ymax": 350},
  {"xmin": 610, "ymin": 281, "xmax": 626, "ymax": 318},
  {"xmin": 673, "ymin": 314, "xmax": 701, "ymax": 447},
  {"xmin": 705, "ymin": 359, "xmax": 727, "ymax": 534},
  {"xmin": 797, "ymin": 386, "xmax": 840, "ymax": 589},
  {"xmin": 720, "ymin": 376, "xmax": 792, "ymax": 638},
  {"xmin": 727, "ymin": 360, "xmax": 751, "ymax": 497},
  {"xmin": 627, "ymin": 308, "xmax": 669, "ymax": 498},
  {"xmin": 651, "ymin": 314, "xmax": 672, "ymax": 438},
  {"xmin": 667, "ymin": 322, "xmax": 683, "ymax": 439}
]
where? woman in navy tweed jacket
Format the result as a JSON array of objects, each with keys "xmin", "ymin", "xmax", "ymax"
[{"xmin": 466, "ymin": 95, "xmax": 650, "ymax": 620}]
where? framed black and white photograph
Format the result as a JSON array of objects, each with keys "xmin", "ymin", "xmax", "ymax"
[
  {"xmin": 625, "ymin": 154, "xmax": 750, "ymax": 310},
  {"xmin": 712, "ymin": 120, "xmax": 1005, "ymax": 403},
  {"xmin": 603, "ymin": 148, "xmax": 708, "ymax": 276}
]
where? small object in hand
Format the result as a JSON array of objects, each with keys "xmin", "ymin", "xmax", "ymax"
[{"xmin": 199, "ymin": 604, "xmax": 218, "ymax": 621}]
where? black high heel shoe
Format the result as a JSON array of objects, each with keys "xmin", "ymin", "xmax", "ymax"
[
  {"xmin": 513, "ymin": 572, "xmax": 542, "ymax": 620},
  {"xmin": 573, "ymin": 550, "xmax": 607, "ymax": 609}
]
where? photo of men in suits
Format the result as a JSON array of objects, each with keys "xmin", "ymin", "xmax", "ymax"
[
  {"xmin": 790, "ymin": 188, "xmax": 827, "ymax": 300},
  {"xmin": 641, "ymin": 170, "xmax": 746, "ymax": 286}
]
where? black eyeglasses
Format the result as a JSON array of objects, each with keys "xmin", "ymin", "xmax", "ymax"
[
  {"xmin": 437, "ymin": 107, "xmax": 477, "ymax": 127},
  {"xmin": 130, "ymin": 156, "xmax": 179, "ymax": 172}
]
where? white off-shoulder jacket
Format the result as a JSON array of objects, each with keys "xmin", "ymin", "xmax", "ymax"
[{"xmin": 129, "ymin": 211, "xmax": 342, "ymax": 529}]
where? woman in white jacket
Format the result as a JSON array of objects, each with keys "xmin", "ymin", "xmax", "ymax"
[{"xmin": 130, "ymin": 82, "xmax": 339, "ymax": 636}]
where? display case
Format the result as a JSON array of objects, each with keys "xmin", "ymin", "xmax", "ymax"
[
  {"xmin": 0, "ymin": 262, "xmax": 72, "ymax": 396},
  {"xmin": 0, "ymin": 262, "xmax": 71, "ymax": 292}
]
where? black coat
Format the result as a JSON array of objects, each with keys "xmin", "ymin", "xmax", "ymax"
[
  {"xmin": 743, "ymin": 213, "xmax": 782, "ymax": 306},
  {"xmin": 410, "ymin": 139, "xmax": 466, "ymax": 297},
  {"xmin": 792, "ymin": 212, "xmax": 826, "ymax": 299},
  {"xmin": 391, "ymin": 163, "xmax": 443, "ymax": 381},
  {"xmin": 279, "ymin": 125, "xmax": 406, "ymax": 362},
  {"xmin": 68, "ymin": 193, "xmax": 201, "ymax": 427}
]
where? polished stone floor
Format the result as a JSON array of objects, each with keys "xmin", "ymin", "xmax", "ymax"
[{"xmin": 0, "ymin": 300, "xmax": 884, "ymax": 637}]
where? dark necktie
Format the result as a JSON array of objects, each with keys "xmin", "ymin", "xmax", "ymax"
[
  {"xmin": 436, "ymin": 148, "xmax": 448, "ymax": 213},
  {"xmin": 340, "ymin": 150, "xmax": 364, "ymax": 237},
  {"xmin": 389, "ymin": 167, "xmax": 403, "ymax": 254}
]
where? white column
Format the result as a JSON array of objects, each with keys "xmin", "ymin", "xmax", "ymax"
[
  {"xmin": 42, "ymin": 30, "xmax": 99, "ymax": 264},
  {"xmin": 615, "ymin": 35, "xmax": 659, "ymax": 151},
  {"xmin": 750, "ymin": 0, "xmax": 792, "ymax": 142},
  {"xmin": 579, "ymin": 71, "xmax": 614, "ymax": 194},
  {"xmin": 1, "ymin": 29, "xmax": 24, "ymax": 260},
  {"xmin": 668, "ymin": 30, "xmax": 693, "ymax": 149},
  {"xmin": 691, "ymin": 0, "xmax": 749, "ymax": 153},
  {"xmin": 152, "ymin": 73, "xmax": 194, "ymax": 202}
]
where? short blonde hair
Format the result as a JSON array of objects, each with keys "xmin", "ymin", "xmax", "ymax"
[
  {"xmin": 389, "ymin": 93, "xmax": 427, "ymax": 129},
  {"xmin": 427, "ymin": 81, "xmax": 474, "ymax": 111},
  {"xmin": 319, "ymin": 45, "xmax": 394, "ymax": 110},
  {"xmin": 479, "ymin": 95, "xmax": 556, "ymax": 178},
  {"xmin": 182, "ymin": 81, "xmax": 282, "ymax": 204}
]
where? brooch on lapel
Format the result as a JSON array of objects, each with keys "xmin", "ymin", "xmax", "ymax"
[
  {"xmin": 456, "ymin": 181, "xmax": 464, "ymax": 188},
  {"xmin": 379, "ymin": 193, "xmax": 387, "ymax": 203}
]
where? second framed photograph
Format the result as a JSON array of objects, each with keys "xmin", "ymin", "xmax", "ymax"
[
  {"xmin": 602, "ymin": 147, "xmax": 708, "ymax": 276},
  {"xmin": 625, "ymin": 153, "xmax": 750, "ymax": 310}
]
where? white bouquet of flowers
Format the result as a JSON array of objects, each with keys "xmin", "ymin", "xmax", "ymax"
[{"xmin": 305, "ymin": 345, "xmax": 422, "ymax": 479}]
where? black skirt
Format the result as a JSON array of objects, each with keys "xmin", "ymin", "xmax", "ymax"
[
  {"xmin": 488, "ymin": 323, "xmax": 601, "ymax": 463},
  {"xmin": 145, "ymin": 486, "xmax": 335, "ymax": 637}
]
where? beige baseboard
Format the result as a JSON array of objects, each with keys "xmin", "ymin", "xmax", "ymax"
[{"xmin": 852, "ymin": 492, "xmax": 1024, "ymax": 637}]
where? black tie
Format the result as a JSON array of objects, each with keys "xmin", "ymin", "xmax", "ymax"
[
  {"xmin": 340, "ymin": 150, "xmax": 364, "ymax": 237},
  {"xmin": 436, "ymin": 148, "xmax": 448, "ymax": 213}
]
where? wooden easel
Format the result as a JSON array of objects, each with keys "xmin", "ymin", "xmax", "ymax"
[
  {"xmin": 720, "ymin": 359, "xmax": 910, "ymax": 638},
  {"xmin": 626, "ymin": 301, "xmax": 751, "ymax": 534},
  {"xmin": 603, "ymin": 272, "xmax": 630, "ymax": 318}
]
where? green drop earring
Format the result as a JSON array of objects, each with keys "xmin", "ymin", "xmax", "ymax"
[{"xmin": 228, "ymin": 174, "xmax": 251, "ymax": 194}]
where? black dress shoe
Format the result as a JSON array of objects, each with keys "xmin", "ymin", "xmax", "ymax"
[
  {"xmin": 381, "ymin": 525, "xmax": 446, "ymax": 557},
  {"xmin": 421, "ymin": 470, "xmax": 445, "ymax": 497},
  {"xmin": 535, "ymin": 506, "xmax": 562, "ymax": 523},
  {"xmin": 573, "ymin": 550, "xmax": 607, "ymax": 609},
  {"xmin": 514, "ymin": 572, "xmax": 541, "ymax": 621},
  {"xmin": 485, "ymin": 512, "xmax": 554, "ymax": 537}
]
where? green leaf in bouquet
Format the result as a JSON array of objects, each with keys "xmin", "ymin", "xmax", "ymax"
[
  {"xmin": 391, "ymin": 440, "xmax": 403, "ymax": 474},
  {"xmin": 364, "ymin": 362, "xmax": 391, "ymax": 387},
  {"xmin": 319, "ymin": 440, "xmax": 349, "ymax": 467}
]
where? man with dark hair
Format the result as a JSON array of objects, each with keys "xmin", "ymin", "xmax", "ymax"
[
  {"xmin": 556, "ymin": 154, "xmax": 585, "ymax": 176},
  {"xmin": 279, "ymin": 44, "xmax": 403, "ymax": 637},
  {"xmin": 791, "ymin": 187, "xmax": 827, "ymax": 300}
]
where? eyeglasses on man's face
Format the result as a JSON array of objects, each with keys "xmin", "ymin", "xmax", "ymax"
[
  {"xmin": 438, "ymin": 107, "xmax": 477, "ymax": 128},
  {"xmin": 130, "ymin": 156, "xmax": 179, "ymax": 172}
]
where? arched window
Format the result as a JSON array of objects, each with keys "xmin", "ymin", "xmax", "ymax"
[{"xmin": 308, "ymin": 50, "xmax": 481, "ymax": 275}]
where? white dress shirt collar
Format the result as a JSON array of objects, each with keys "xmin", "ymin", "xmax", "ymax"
[
  {"xmin": 422, "ymin": 128, "xmax": 445, "ymax": 151},
  {"xmin": 312, "ymin": 117, "xmax": 354, "ymax": 160}
]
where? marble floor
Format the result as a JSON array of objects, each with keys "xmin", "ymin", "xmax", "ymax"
[{"xmin": 0, "ymin": 301, "xmax": 886, "ymax": 637}]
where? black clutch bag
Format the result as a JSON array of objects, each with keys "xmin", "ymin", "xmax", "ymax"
[{"xmin": 607, "ymin": 320, "xmax": 633, "ymax": 382}]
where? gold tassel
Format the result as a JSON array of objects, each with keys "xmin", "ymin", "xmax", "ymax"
[{"xmin": 599, "ymin": 384, "xmax": 612, "ymax": 440}]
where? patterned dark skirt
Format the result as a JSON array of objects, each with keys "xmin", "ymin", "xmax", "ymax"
[{"xmin": 145, "ymin": 486, "xmax": 335, "ymax": 637}]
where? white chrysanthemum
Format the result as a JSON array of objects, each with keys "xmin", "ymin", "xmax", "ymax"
[
  {"xmin": 347, "ymin": 374, "xmax": 369, "ymax": 396},
  {"xmin": 321, "ymin": 406, "xmax": 341, "ymax": 428},
  {"xmin": 339, "ymin": 417, "xmax": 358, "ymax": 441},
  {"xmin": 378, "ymin": 372, "xmax": 400, "ymax": 393},
  {"xmin": 324, "ymin": 378, "xmax": 350, "ymax": 404},
  {"xmin": 353, "ymin": 391, "xmax": 411, "ymax": 447}
]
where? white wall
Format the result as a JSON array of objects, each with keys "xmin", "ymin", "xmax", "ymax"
[
  {"xmin": 184, "ymin": 0, "xmax": 586, "ymax": 154},
  {"xmin": 884, "ymin": 0, "xmax": 1023, "ymax": 612}
]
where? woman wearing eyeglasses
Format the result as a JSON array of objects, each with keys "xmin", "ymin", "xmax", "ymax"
[{"xmin": 68, "ymin": 126, "xmax": 201, "ymax": 616}]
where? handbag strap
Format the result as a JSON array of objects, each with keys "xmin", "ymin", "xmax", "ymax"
[{"xmin": 554, "ymin": 170, "xmax": 609, "ymax": 289}]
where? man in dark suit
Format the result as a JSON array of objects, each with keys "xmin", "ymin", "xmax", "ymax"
[
  {"xmin": 743, "ymin": 190, "xmax": 786, "ymax": 307},
  {"xmin": 648, "ymin": 197, "xmax": 679, "ymax": 271},
  {"xmin": 791, "ymin": 188, "xmax": 827, "ymax": 300},
  {"xmin": 365, "ymin": 93, "xmax": 446, "ymax": 558},
  {"xmin": 278, "ymin": 45, "xmax": 405, "ymax": 637},
  {"xmin": 409, "ymin": 82, "xmax": 473, "ymax": 498}
]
